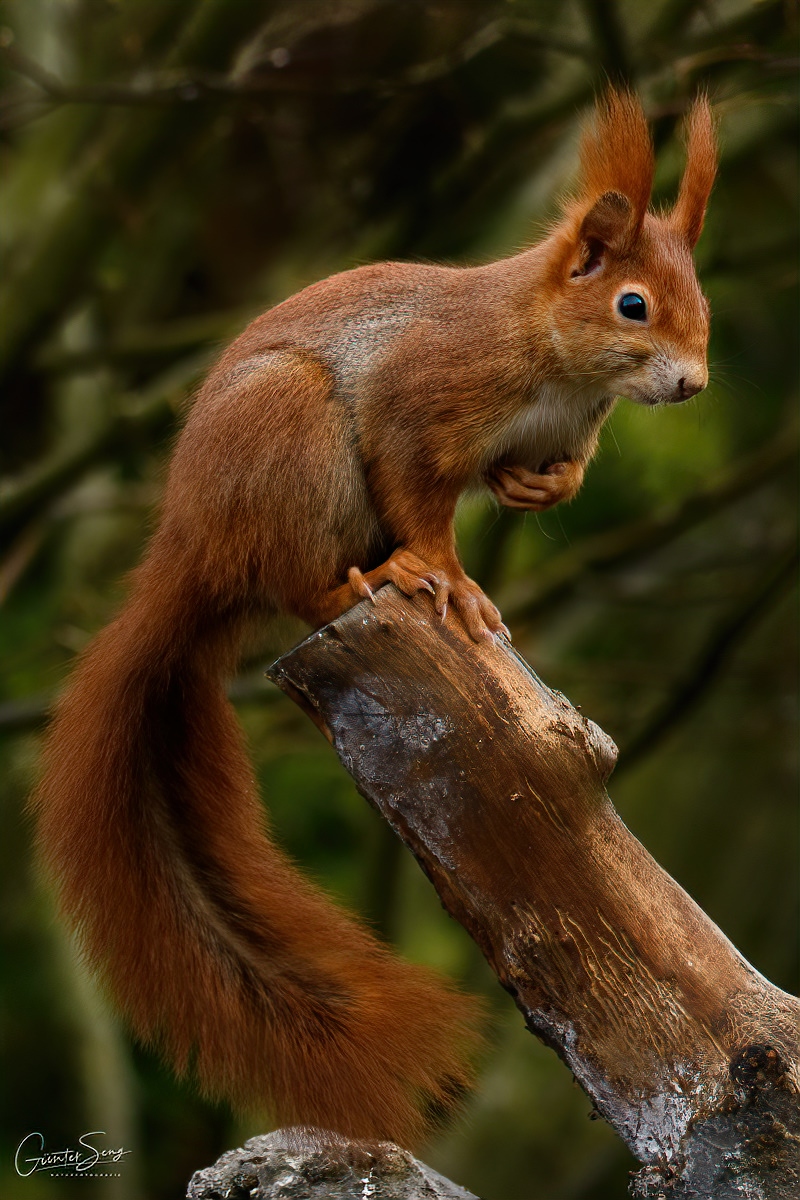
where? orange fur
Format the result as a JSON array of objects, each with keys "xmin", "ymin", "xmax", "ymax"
[
  {"xmin": 576, "ymin": 89, "xmax": 655, "ymax": 234},
  {"xmin": 32, "ymin": 91, "xmax": 716, "ymax": 1145},
  {"xmin": 670, "ymin": 96, "xmax": 718, "ymax": 247}
]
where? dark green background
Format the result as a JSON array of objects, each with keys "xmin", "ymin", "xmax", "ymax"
[{"xmin": 0, "ymin": 2, "xmax": 796, "ymax": 1198}]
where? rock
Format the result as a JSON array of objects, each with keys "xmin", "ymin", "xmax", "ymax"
[{"xmin": 186, "ymin": 1128, "xmax": 480, "ymax": 1200}]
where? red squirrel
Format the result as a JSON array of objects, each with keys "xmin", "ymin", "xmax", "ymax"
[{"xmin": 33, "ymin": 92, "xmax": 716, "ymax": 1145}]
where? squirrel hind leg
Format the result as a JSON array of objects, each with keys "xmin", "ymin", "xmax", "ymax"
[{"xmin": 168, "ymin": 348, "xmax": 379, "ymax": 620}]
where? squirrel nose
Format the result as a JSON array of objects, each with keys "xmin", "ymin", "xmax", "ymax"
[{"xmin": 676, "ymin": 374, "xmax": 706, "ymax": 401}]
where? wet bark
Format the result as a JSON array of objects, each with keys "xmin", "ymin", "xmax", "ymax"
[
  {"xmin": 268, "ymin": 585, "xmax": 800, "ymax": 1198},
  {"xmin": 186, "ymin": 1130, "xmax": 478, "ymax": 1200}
]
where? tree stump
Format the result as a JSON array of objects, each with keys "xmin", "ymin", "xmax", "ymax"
[{"xmin": 268, "ymin": 585, "xmax": 799, "ymax": 1199}]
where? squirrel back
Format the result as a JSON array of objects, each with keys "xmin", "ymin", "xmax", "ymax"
[{"xmin": 32, "ymin": 91, "xmax": 716, "ymax": 1144}]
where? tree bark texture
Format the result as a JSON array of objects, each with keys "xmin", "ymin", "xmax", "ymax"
[
  {"xmin": 186, "ymin": 1131, "xmax": 478, "ymax": 1200},
  {"xmin": 268, "ymin": 585, "xmax": 800, "ymax": 1199}
]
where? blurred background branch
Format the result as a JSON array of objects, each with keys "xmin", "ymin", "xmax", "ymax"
[
  {"xmin": 616, "ymin": 543, "xmax": 798, "ymax": 774},
  {"xmin": 0, "ymin": 2, "xmax": 796, "ymax": 1199}
]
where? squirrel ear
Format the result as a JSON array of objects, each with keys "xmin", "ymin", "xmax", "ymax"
[
  {"xmin": 571, "ymin": 191, "xmax": 635, "ymax": 275},
  {"xmin": 670, "ymin": 96, "xmax": 717, "ymax": 248}
]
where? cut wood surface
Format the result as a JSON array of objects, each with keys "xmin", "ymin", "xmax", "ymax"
[{"xmin": 269, "ymin": 584, "xmax": 800, "ymax": 1199}]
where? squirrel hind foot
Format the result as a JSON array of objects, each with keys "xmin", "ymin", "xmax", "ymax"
[{"xmin": 314, "ymin": 550, "xmax": 504, "ymax": 643}]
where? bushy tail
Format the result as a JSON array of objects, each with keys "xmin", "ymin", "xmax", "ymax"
[{"xmin": 32, "ymin": 553, "xmax": 481, "ymax": 1144}]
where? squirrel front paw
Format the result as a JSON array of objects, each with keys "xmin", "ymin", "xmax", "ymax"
[
  {"xmin": 348, "ymin": 550, "xmax": 507, "ymax": 642},
  {"xmin": 486, "ymin": 460, "xmax": 585, "ymax": 511}
]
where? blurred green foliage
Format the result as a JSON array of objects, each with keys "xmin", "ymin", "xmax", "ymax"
[{"xmin": 0, "ymin": 2, "xmax": 797, "ymax": 1198}]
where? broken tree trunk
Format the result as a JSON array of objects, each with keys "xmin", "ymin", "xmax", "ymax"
[{"xmin": 268, "ymin": 585, "xmax": 800, "ymax": 1199}]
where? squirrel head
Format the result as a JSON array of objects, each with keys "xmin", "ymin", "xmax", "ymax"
[{"xmin": 544, "ymin": 91, "xmax": 717, "ymax": 407}]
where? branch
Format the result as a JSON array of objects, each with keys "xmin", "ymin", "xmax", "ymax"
[
  {"xmin": 0, "ymin": 20, "xmax": 591, "ymax": 124},
  {"xmin": 0, "ymin": 669, "xmax": 283, "ymax": 737},
  {"xmin": 617, "ymin": 545, "xmax": 798, "ymax": 772},
  {"xmin": 501, "ymin": 425, "xmax": 797, "ymax": 626},
  {"xmin": 34, "ymin": 306, "xmax": 258, "ymax": 375},
  {"xmin": 0, "ymin": 355, "xmax": 205, "ymax": 547},
  {"xmin": 579, "ymin": 0, "xmax": 632, "ymax": 84},
  {"xmin": 0, "ymin": 520, "xmax": 46, "ymax": 604},
  {"xmin": 646, "ymin": 0, "xmax": 713, "ymax": 43},
  {"xmin": 0, "ymin": 692, "xmax": 52, "ymax": 735},
  {"xmin": 269, "ymin": 587, "xmax": 800, "ymax": 1197}
]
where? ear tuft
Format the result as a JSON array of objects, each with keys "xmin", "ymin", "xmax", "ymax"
[
  {"xmin": 577, "ymin": 90, "xmax": 654, "ymax": 238},
  {"xmin": 670, "ymin": 95, "xmax": 717, "ymax": 248}
]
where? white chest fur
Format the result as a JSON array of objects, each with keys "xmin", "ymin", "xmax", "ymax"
[{"xmin": 488, "ymin": 379, "xmax": 615, "ymax": 471}]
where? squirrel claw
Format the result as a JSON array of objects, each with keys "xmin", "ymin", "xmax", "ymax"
[{"xmin": 347, "ymin": 566, "xmax": 376, "ymax": 603}]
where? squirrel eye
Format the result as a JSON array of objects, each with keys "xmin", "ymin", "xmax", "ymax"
[{"xmin": 617, "ymin": 292, "xmax": 648, "ymax": 321}]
